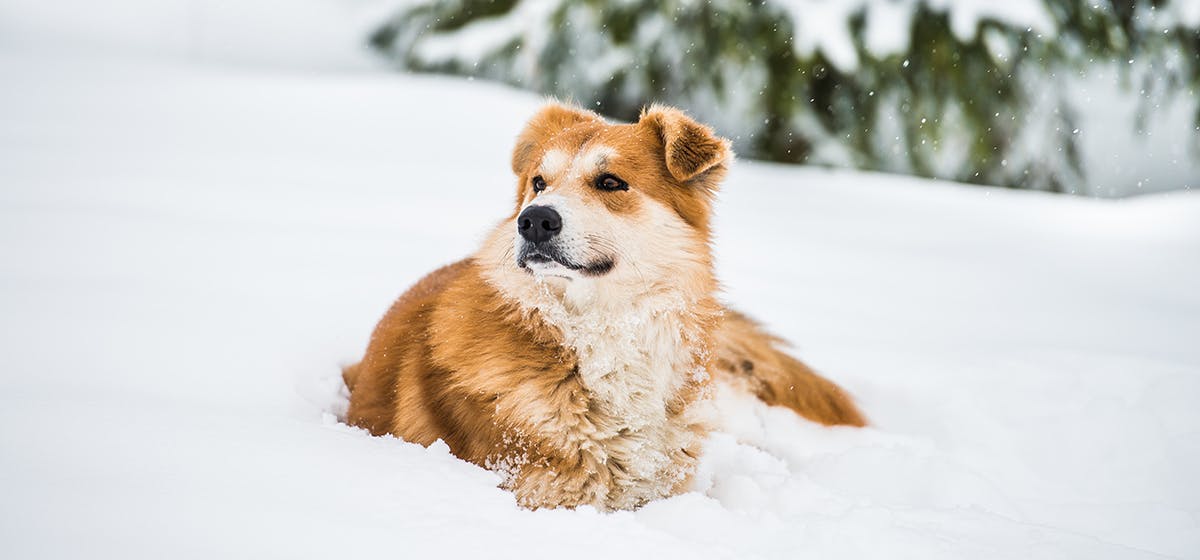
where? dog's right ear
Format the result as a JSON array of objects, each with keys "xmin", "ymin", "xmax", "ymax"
[{"xmin": 511, "ymin": 103, "xmax": 601, "ymax": 174}]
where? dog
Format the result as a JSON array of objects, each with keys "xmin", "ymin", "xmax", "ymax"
[{"xmin": 343, "ymin": 103, "xmax": 865, "ymax": 511}]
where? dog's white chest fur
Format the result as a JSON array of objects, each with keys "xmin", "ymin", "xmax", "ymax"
[{"xmin": 530, "ymin": 285, "xmax": 709, "ymax": 508}]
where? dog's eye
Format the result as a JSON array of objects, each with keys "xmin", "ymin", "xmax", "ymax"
[
  {"xmin": 531, "ymin": 175, "xmax": 547, "ymax": 193},
  {"xmin": 595, "ymin": 174, "xmax": 628, "ymax": 192}
]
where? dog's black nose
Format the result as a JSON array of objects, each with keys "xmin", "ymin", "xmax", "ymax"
[{"xmin": 517, "ymin": 205, "xmax": 562, "ymax": 243}]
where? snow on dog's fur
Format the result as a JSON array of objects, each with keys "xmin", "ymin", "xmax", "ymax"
[{"xmin": 343, "ymin": 103, "xmax": 865, "ymax": 511}]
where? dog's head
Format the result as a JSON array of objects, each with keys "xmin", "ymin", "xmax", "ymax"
[{"xmin": 482, "ymin": 103, "xmax": 731, "ymax": 301}]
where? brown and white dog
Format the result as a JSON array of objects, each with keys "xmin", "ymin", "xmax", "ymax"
[{"xmin": 343, "ymin": 103, "xmax": 865, "ymax": 511}]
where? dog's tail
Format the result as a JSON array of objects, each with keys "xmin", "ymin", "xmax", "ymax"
[{"xmin": 713, "ymin": 310, "xmax": 866, "ymax": 427}]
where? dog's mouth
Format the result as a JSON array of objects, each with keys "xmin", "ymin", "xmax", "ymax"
[{"xmin": 517, "ymin": 243, "xmax": 614, "ymax": 278}]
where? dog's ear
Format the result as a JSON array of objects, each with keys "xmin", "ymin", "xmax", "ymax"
[
  {"xmin": 511, "ymin": 103, "xmax": 601, "ymax": 174},
  {"xmin": 639, "ymin": 105, "xmax": 732, "ymax": 182}
]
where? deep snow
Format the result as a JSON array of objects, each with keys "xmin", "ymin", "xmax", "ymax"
[{"xmin": 2, "ymin": 16, "xmax": 1200, "ymax": 560}]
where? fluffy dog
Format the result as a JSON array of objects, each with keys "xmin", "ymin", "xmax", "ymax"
[{"xmin": 343, "ymin": 103, "xmax": 864, "ymax": 511}]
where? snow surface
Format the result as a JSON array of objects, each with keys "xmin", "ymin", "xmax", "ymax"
[{"xmin": 3, "ymin": 6, "xmax": 1200, "ymax": 560}]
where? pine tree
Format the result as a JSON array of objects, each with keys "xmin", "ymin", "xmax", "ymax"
[{"xmin": 370, "ymin": 0, "xmax": 1200, "ymax": 193}]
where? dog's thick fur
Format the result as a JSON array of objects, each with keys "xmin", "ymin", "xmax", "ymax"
[{"xmin": 343, "ymin": 103, "xmax": 864, "ymax": 511}]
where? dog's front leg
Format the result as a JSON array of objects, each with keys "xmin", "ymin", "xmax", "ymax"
[{"xmin": 507, "ymin": 448, "xmax": 616, "ymax": 510}]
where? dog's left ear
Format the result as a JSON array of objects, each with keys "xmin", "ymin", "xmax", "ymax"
[{"xmin": 639, "ymin": 105, "xmax": 732, "ymax": 182}]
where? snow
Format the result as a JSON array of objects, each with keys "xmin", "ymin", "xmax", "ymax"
[
  {"xmin": 928, "ymin": 0, "xmax": 1056, "ymax": 42},
  {"xmin": 775, "ymin": 0, "xmax": 1057, "ymax": 70},
  {"xmin": 0, "ymin": 0, "xmax": 402, "ymax": 70},
  {"xmin": 778, "ymin": 0, "xmax": 863, "ymax": 72},
  {"xmin": 1067, "ymin": 60, "xmax": 1200, "ymax": 197},
  {"xmin": 413, "ymin": 0, "xmax": 558, "ymax": 69},
  {"xmin": 3, "ymin": 4, "xmax": 1200, "ymax": 559},
  {"xmin": 1179, "ymin": 0, "xmax": 1200, "ymax": 27},
  {"xmin": 863, "ymin": 0, "xmax": 916, "ymax": 58}
]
